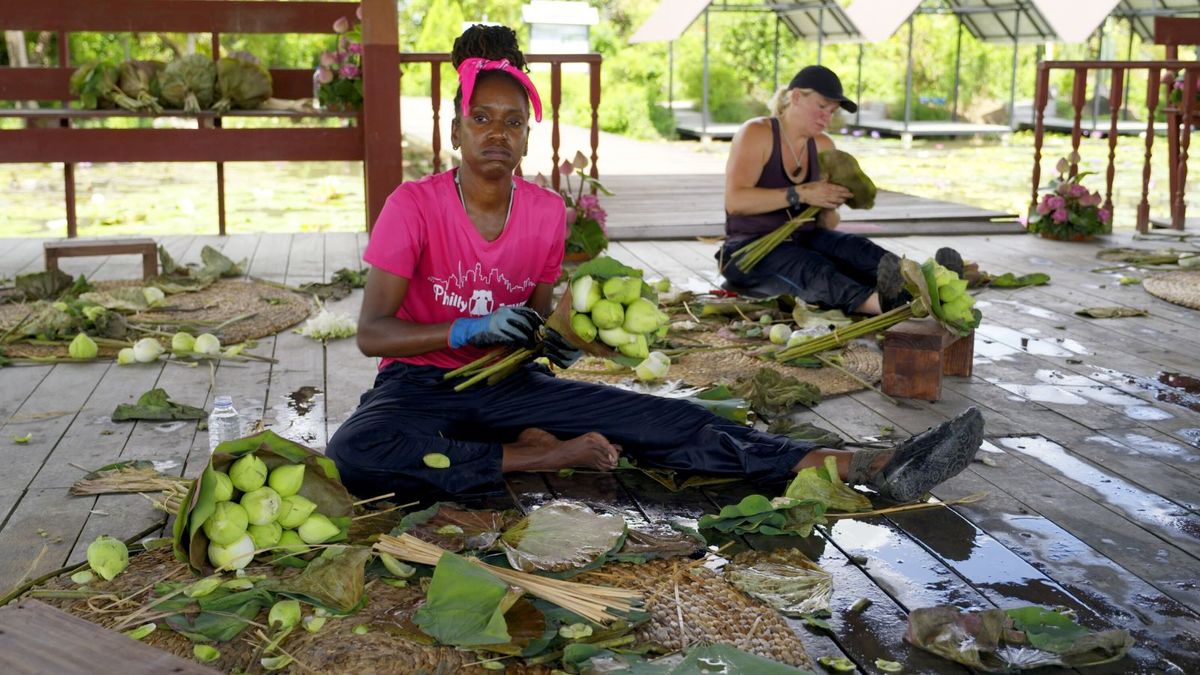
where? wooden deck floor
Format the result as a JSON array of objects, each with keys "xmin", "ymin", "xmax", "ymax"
[{"xmin": 1, "ymin": 232, "xmax": 1199, "ymax": 672}]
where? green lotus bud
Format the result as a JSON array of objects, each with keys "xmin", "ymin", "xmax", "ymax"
[
  {"xmin": 202, "ymin": 501, "xmax": 248, "ymax": 546},
  {"xmin": 277, "ymin": 530, "xmax": 310, "ymax": 556},
  {"xmin": 240, "ymin": 487, "xmax": 281, "ymax": 525},
  {"xmin": 569, "ymin": 275, "xmax": 602, "ymax": 312},
  {"xmin": 117, "ymin": 347, "xmax": 136, "ymax": 365},
  {"xmin": 931, "ymin": 263, "xmax": 959, "ymax": 287},
  {"xmin": 142, "ymin": 286, "xmax": 165, "ymax": 306},
  {"xmin": 86, "ymin": 535, "xmax": 129, "ymax": 581},
  {"xmin": 193, "ymin": 333, "xmax": 221, "ymax": 355},
  {"xmin": 617, "ymin": 334, "xmax": 649, "ymax": 360},
  {"xmin": 597, "ymin": 326, "xmax": 635, "ymax": 348},
  {"xmin": 71, "ymin": 569, "xmax": 94, "ymax": 585},
  {"xmin": 634, "ymin": 351, "xmax": 670, "ymax": 382},
  {"xmin": 171, "ymin": 331, "xmax": 196, "ymax": 355},
  {"xmin": 622, "ymin": 297, "xmax": 660, "ymax": 334},
  {"xmin": 654, "ymin": 278, "xmax": 671, "ymax": 293},
  {"xmin": 82, "ymin": 305, "xmax": 107, "ymax": 322},
  {"xmin": 267, "ymin": 464, "xmax": 305, "ymax": 497},
  {"xmin": 246, "ymin": 516, "xmax": 280, "ymax": 550},
  {"xmin": 69, "ymin": 332, "xmax": 98, "ymax": 360},
  {"xmin": 52, "ymin": 301, "xmax": 69, "ymax": 312},
  {"xmin": 228, "ymin": 453, "xmax": 267, "ymax": 492},
  {"xmin": 193, "ymin": 645, "xmax": 221, "ymax": 663},
  {"xmin": 297, "ymin": 513, "xmax": 340, "ymax": 544},
  {"xmin": 602, "ymin": 276, "xmax": 641, "ymax": 304},
  {"xmin": 132, "ymin": 337, "xmax": 163, "ymax": 363},
  {"xmin": 207, "ymin": 533, "xmax": 254, "ymax": 570},
  {"xmin": 269, "ymin": 599, "xmax": 301, "ymax": 631},
  {"xmin": 276, "ymin": 494, "xmax": 317, "ymax": 529},
  {"xmin": 570, "ymin": 311, "xmax": 597, "ymax": 343},
  {"xmin": 589, "ymin": 298, "xmax": 624, "ymax": 330},
  {"xmin": 787, "ymin": 330, "xmax": 813, "ymax": 348},
  {"xmin": 210, "ymin": 471, "xmax": 234, "ymax": 502},
  {"xmin": 768, "ymin": 324, "xmax": 791, "ymax": 345},
  {"xmin": 937, "ymin": 278, "xmax": 969, "ymax": 302}
]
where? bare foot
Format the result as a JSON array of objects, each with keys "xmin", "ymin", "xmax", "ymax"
[{"xmin": 502, "ymin": 428, "xmax": 621, "ymax": 472}]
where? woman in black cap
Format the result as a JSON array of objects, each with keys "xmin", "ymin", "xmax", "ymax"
[{"xmin": 720, "ymin": 65, "xmax": 958, "ymax": 314}]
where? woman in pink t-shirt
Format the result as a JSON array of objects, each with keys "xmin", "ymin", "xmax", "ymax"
[{"xmin": 325, "ymin": 25, "xmax": 984, "ymax": 505}]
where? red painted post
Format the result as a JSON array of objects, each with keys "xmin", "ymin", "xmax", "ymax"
[
  {"xmin": 589, "ymin": 59, "xmax": 601, "ymax": 190},
  {"xmin": 1069, "ymin": 68, "xmax": 1086, "ymax": 177},
  {"xmin": 550, "ymin": 61, "xmax": 562, "ymax": 193},
  {"xmin": 1103, "ymin": 67, "xmax": 1123, "ymax": 232},
  {"xmin": 361, "ymin": 0, "xmax": 402, "ymax": 232},
  {"xmin": 212, "ymin": 32, "xmax": 227, "ymax": 236},
  {"xmin": 1030, "ymin": 63, "xmax": 1048, "ymax": 220}
]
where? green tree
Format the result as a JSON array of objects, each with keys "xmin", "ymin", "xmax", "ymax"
[{"xmin": 404, "ymin": 0, "xmax": 466, "ymax": 98}]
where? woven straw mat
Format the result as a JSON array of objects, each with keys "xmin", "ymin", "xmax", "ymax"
[
  {"xmin": 37, "ymin": 548, "xmax": 810, "ymax": 672},
  {"xmin": 1143, "ymin": 270, "xmax": 1200, "ymax": 310},
  {"xmin": 0, "ymin": 278, "xmax": 310, "ymax": 359},
  {"xmin": 561, "ymin": 333, "xmax": 882, "ymax": 398}
]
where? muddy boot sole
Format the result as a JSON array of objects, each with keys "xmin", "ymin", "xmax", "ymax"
[
  {"xmin": 876, "ymin": 252, "xmax": 906, "ymax": 311},
  {"xmin": 935, "ymin": 247, "xmax": 965, "ymax": 278},
  {"xmin": 872, "ymin": 407, "xmax": 984, "ymax": 502}
]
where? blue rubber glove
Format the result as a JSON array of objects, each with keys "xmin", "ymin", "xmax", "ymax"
[
  {"xmin": 448, "ymin": 306, "xmax": 543, "ymax": 349},
  {"xmin": 543, "ymin": 328, "xmax": 584, "ymax": 369}
]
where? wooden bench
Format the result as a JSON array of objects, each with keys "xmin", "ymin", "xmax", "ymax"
[
  {"xmin": 0, "ymin": 0, "xmax": 403, "ymax": 236},
  {"xmin": 45, "ymin": 237, "xmax": 158, "ymax": 280},
  {"xmin": 881, "ymin": 318, "xmax": 974, "ymax": 402}
]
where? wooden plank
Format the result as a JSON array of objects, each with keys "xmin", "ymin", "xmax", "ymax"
[
  {"xmin": 0, "ymin": 599, "xmax": 217, "ymax": 675},
  {"xmin": 4, "ymin": 128, "xmax": 363, "ymax": 164},
  {"xmin": 0, "ymin": 239, "xmax": 49, "ymax": 278},
  {"xmin": 322, "ymin": 233, "xmax": 375, "ymax": 441}
]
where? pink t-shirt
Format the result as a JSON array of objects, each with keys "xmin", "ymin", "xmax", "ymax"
[{"xmin": 363, "ymin": 170, "xmax": 565, "ymax": 370}]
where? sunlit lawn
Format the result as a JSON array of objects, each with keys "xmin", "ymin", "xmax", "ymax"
[{"xmin": 1, "ymin": 129, "xmax": 1195, "ymax": 237}]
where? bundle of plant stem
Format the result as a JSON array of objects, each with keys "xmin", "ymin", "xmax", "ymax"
[
  {"xmin": 726, "ymin": 206, "xmax": 819, "ymax": 273},
  {"xmin": 374, "ymin": 533, "xmax": 641, "ymax": 624},
  {"xmin": 775, "ymin": 300, "xmax": 916, "ymax": 361},
  {"xmin": 443, "ymin": 345, "xmax": 534, "ymax": 392}
]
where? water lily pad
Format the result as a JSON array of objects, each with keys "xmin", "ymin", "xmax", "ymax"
[{"xmin": 500, "ymin": 501, "xmax": 626, "ymax": 573}]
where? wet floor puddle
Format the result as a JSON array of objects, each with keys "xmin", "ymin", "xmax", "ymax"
[
  {"xmin": 998, "ymin": 435, "xmax": 1200, "ymax": 544},
  {"xmin": 972, "ymin": 322, "xmax": 1089, "ymax": 362},
  {"xmin": 989, "ymin": 368, "xmax": 1176, "ymax": 421},
  {"xmin": 269, "ymin": 386, "xmax": 325, "ymax": 445}
]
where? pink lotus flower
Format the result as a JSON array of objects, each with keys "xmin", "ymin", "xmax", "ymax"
[
  {"xmin": 532, "ymin": 173, "xmax": 550, "ymax": 188},
  {"xmin": 1036, "ymin": 198, "xmax": 1052, "ymax": 215},
  {"xmin": 333, "ymin": 16, "xmax": 351, "ymax": 33},
  {"xmin": 1098, "ymin": 208, "xmax": 1111, "ymax": 224},
  {"xmin": 356, "ymin": 4, "xmax": 363, "ymax": 21},
  {"xmin": 1046, "ymin": 195, "xmax": 1065, "ymax": 210},
  {"xmin": 559, "ymin": 160, "xmax": 573, "ymax": 175},
  {"xmin": 339, "ymin": 63, "xmax": 360, "ymax": 79},
  {"xmin": 320, "ymin": 51, "xmax": 338, "ymax": 67},
  {"xmin": 1068, "ymin": 183, "xmax": 1088, "ymax": 198},
  {"xmin": 317, "ymin": 66, "xmax": 334, "ymax": 84},
  {"xmin": 1052, "ymin": 209, "xmax": 1069, "ymax": 223},
  {"xmin": 346, "ymin": 42, "xmax": 363, "ymax": 55}
]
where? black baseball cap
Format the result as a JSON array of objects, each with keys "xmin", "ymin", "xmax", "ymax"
[{"xmin": 788, "ymin": 65, "xmax": 857, "ymax": 113}]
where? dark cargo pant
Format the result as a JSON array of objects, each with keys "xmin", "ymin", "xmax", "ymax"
[
  {"xmin": 325, "ymin": 361, "xmax": 817, "ymax": 500},
  {"xmin": 719, "ymin": 227, "xmax": 889, "ymax": 312}
]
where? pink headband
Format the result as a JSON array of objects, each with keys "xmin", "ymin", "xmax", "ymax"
[{"xmin": 456, "ymin": 57, "xmax": 543, "ymax": 123}]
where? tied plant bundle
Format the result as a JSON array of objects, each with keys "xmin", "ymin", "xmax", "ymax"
[
  {"xmin": 774, "ymin": 257, "xmax": 981, "ymax": 362},
  {"xmin": 1028, "ymin": 153, "xmax": 1110, "ymax": 240},
  {"xmin": 535, "ymin": 151, "xmax": 613, "ymax": 261},
  {"xmin": 315, "ymin": 6, "xmax": 364, "ymax": 110},
  {"xmin": 445, "ymin": 256, "xmax": 670, "ymax": 391},
  {"xmin": 727, "ymin": 149, "xmax": 877, "ymax": 273}
]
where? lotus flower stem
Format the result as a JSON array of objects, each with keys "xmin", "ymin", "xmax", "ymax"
[
  {"xmin": 453, "ymin": 347, "xmax": 533, "ymax": 391},
  {"xmin": 727, "ymin": 206, "xmax": 820, "ymax": 274},
  {"xmin": 776, "ymin": 302, "xmax": 915, "ymax": 361},
  {"xmin": 443, "ymin": 347, "xmax": 510, "ymax": 380}
]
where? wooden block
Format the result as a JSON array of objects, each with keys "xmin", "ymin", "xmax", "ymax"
[
  {"xmin": 882, "ymin": 319, "xmax": 973, "ymax": 401},
  {"xmin": 0, "ymin": 599, "xmax": 216, "ymax": 674},
  {"xmin": 45, "ymin": 237, "xmax": 157, "ymax": 279}
]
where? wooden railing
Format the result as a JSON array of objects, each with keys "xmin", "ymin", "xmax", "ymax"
[
  {"xmin": 1030, "ymin": 59, "xmax": 1198, "ymax": 233},
  {"xmin": 396, "ymin": 53, "xmax": 601, "ymax": 192},
  {"xmin": 0, "ymin": 0, "xmax": 402, "ymax": 237}
]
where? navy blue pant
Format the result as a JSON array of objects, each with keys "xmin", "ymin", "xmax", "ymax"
[
  {"xmin": 720, "ymin": 228, "xmax": 889, "ymax": 312},
  {"xmin": 325, "ymin": 361, "xmax": 817, "ymax": 500}
]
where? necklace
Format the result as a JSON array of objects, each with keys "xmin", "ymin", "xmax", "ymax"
[
  {"xmin": 778, "ymin": 118, "xmax": 806, "ymax": 179},
  {"xmin": 455, "ymin": 170, "xmax": 515, "ymax": 230}
]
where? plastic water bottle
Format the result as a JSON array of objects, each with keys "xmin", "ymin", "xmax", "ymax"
[{"xmin": 208, "ymin": 395, "xmax": 242, "ymax": 454}]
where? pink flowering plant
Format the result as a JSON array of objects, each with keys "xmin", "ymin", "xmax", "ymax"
[
  {"xmin": 1028, "ymin": 153, "xmax": 1110, "ymax": 239},
  {"xmin": 536, "ymin": 151, "xmax": 612, "ymax": 259},
  {"xmin": 1161, "ymin": 69, "xmax": 1200, "ymax": 110},
  {"xmin": 315, "ymin": 5, "xmax": 364, "ymax": 110}
]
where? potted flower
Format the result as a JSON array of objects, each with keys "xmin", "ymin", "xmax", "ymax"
[
  {"xmin": 314, "ymin": 6, "xmax": 363, "ymax": 111},
  {"xmin": 536, "ymin": 151, "xmax": 612, "ymax": 262},
  {"xmin": 1028, "ymin": 153, "xmax": 1109, "ymax": 241}
]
